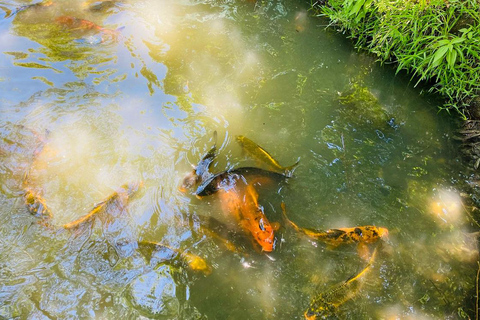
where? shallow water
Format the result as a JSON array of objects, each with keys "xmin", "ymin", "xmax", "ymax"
[{"xmin": 0, "ymin": 0, "xmax": 477, "ymax": 319}]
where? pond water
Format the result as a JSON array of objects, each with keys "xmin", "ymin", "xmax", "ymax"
[{"xmin": 0, "ymin": 0, "xmax": 477, "ymax": 319}]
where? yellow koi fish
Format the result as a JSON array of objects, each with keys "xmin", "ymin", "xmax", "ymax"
[
  {"xmin": 137, "ymin": 240, "xmax": 211, "ymax": 275},
  {"xmin": 304, "ymin": 244, "xmax": 379, "ymax": 319},
  {"xmin": 236, "ymin": 135, "xmax": 299, "ymax": 175},
  {"xmin": 63, "ymin": 181, "xmax": 143, "ymax": 229}
]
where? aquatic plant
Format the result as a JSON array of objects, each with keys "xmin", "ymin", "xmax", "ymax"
[{"xmin": 312, "ymin": 0, "xmax": 480, "ymax": 118}]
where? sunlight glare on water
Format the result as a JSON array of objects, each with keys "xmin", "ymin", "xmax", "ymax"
[{"xmin": 0, "ymin": 0, "xmax": 477, "ymax": 319}]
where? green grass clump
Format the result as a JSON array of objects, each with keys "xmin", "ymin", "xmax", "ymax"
[{"xmin": 313, "ymin": 0, "xmax": 480, "ymax": 118}]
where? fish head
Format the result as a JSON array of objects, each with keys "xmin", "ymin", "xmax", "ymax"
[
  {"xmin": 183, "ymin": 252, "xmax": 212, "ymax": 275},
  {"xmin": 195, "ymin": 179, "xmax": 219, "ymax": 198},
  {"xmin": 247, "ymin": 213, "xmax": 275, "ymax": 252},
  {"xmin": 179, "ymin": 169, "xmax": 199, "ymax": 192},
  {"xmin": 235, "ymin": 135, "xmax": 245, "ymax": 146},
  {"xmin": 122, "ymin": 181, "xmax": 144, "ymax": 198},
  {"xmin": 195, "ymin": 172, "xmax": 232, "ymax": 198},
  {"xmin": 304, "ymin": 302, "xmax": 334, "ymax": 320},
  {"xmin": 378, "ymin": 227, "xmax": 389, "ymax": 239},
  {"xmin": 304, "ymin": 309, "xmax": 317, "ymax": 320}
]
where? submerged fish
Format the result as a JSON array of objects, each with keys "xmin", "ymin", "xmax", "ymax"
[
  {"xmin": 195, "ymin": 216, "xmax": 246, "ymax": 254},
  {"xmin": 13, "ymin": 0, "xmax": 54, "ymax": 16},
  {"xmin": 236, "ymin": 135, "xmax": 299, "ymax": 175},
  {"xmin": 55, "ymin": 15, "xmax": 121, "ymax": 42},
  {"xmin": 180, "ymin": 131, "xmax": 217, "ymax": 193},
  {"xmin": 281, "ymin": 203, "xmax": 388, "ymax": 247},
  {"xmin": 304, "ymin": 244, "xmax": 380, "ymax": 319},
  {"xmin": 195, "ymin": 166, "xmax": 288, "ymax": 198},
  {"xmin": 137, "ymin": 240, "xmax": 211, "ymax": 274},
  {"xmin": 63, "ymin": 181, "xmax": 143, "ymax": 230},
  {"xmin": 219, "ymin": 183, "xmax": 278, "ymax": 252},
  {"xmin": 84, "ymin": 0, "xmax": 119, "ymax": 12}
]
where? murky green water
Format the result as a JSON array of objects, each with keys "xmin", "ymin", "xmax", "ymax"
[{"xmin": 0, "ymin": 0, "xmax": 477, "ymax": 319}]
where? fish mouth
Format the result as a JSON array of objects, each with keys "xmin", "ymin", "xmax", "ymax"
[{"xmin": 261, "ymin": 246, "xmax": 273, "ymax": 252}]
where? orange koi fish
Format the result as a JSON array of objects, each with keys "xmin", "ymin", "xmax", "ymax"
[
  {"xmin": 304, "ymin": 244, "xmax": 380, "ymax": 319},
  {"xmin": 56, "ymin": 15, "xmax": 103, "ymax": 31},
  {"xmin": 137, "ymin": 241, "xmax": 211, "ymax": 275},
  {"xmin": 219, "ymin": 183, "xmax": 277, "ymax": 252},
  {"xmin": 63, "ymin": 181, "xmax": 143, "ymax": 229},
  {"xmin": 281, "ymin": 203, "xmax": 388, "ymax": 246}
]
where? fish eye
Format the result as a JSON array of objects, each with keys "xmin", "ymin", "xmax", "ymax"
[{"xmin": 259, "ymin": 218, "xmax": 265, "ymax": 231}]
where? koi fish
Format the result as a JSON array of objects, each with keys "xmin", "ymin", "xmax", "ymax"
[
  {"xmin": 219, "ymin": 183, "xmax": 277, "ymax": 252},
  {"xmin": 281, "ymin": 203, "xmax": 388, "ymax": 247},
  {"xmin": 304, "ymin": 244, "xmax": 379, "ymax": 319},
  {"xmin": 137, "ymin": 240, "xmax": 211, "ymax": 274},
  {"xmin": 179, "ymin": 131, "xmax": 217, "ymax": 193},
  {"xmin": 24, "ymin": 188, "xmax": 53, "ymax": 220},
  {"xmin": 63, "ymin": 181, "xmax": 143, "ymax": 229},
  {"xmin": 55, "ymin": 15, "xmax": 121, "ymax": 42},
  {"xmin": 195, "ymin": 216, "xmax": 246, "ymax": 254},
  {"xmin": 195, "ymin": 166, "xmax": 288, "ymax": 198},
  {"xmin": 13, "ymin": 0, "xmax": 54, "ymax": 16},
  {"xmin": 236, "ymin": 135, "xmax": 299, "ymax": 175},
  {"xmin": 84, "ymin": 0, "xmax": 119, "ymax": 12}
]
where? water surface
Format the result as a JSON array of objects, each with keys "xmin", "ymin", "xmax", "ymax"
[{"xmin": 0, "ymin": 0, "xmax": 476, "ymax": 319}]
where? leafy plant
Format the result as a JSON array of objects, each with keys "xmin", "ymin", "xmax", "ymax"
[{"xmin": 312, "ymin": 0, "xmax": 480, "ymax": 118}]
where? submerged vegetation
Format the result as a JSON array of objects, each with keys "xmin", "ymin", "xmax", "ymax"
[{"xmin": 312, "ymin": 0, "xmax": 480, "ymax": 118}]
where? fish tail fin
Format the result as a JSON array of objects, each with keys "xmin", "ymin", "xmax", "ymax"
[
  {"xmin": 280, "ymin": 202, "xmax": 300, "ymax": 232},
  {"xmin": 349, "ymin": 242, "xmax": 381, "ymax": 283},
  {"xmin": 284, "ymin": 158, "xmax": 300, "ymax": 177}
]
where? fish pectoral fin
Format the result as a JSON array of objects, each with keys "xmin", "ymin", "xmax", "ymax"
[
  {"xmin": 284, "ymin": 159, "xmax": 300, "ymax": 177},
  {"xmin": 357, "ymin": 242, "xmax": 371, "ymax": 261},
  {"xmin": 271, "ymin": 221, "xmax": 281, "ymax": 231},
  {"xmin": 325, "ymin": 243, "xmax": 340, "ymax": 250}
]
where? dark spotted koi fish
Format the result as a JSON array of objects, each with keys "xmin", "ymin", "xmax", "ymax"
[
  {"xmin": 179, "ymin": 131, "xmax": 217, "ymax": 193},
  {"xmin": 195, "ymin": 166, "xmax": 288, "ymax": 198},
  {"xmin": 281, "ymin": 202, "xmax": 388, "ymax": 247}
]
